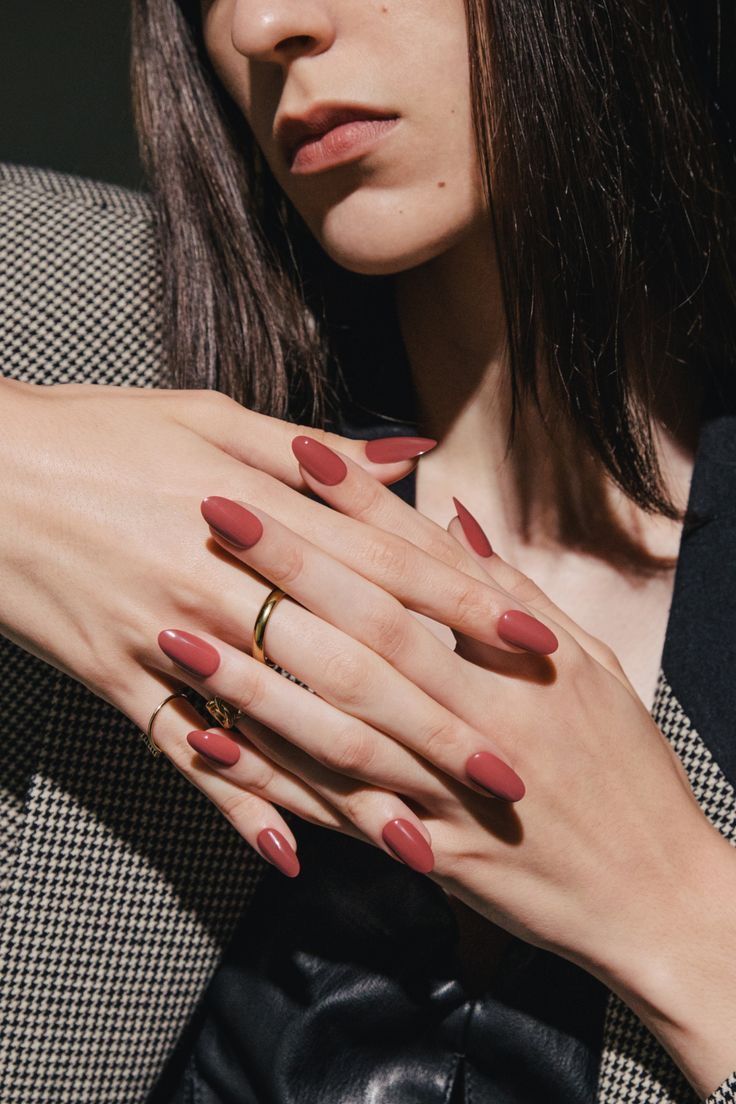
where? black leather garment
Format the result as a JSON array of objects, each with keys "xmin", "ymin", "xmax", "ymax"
[{"xmin": 156, "ymin": 820, "xmax": 607, "ymax": 1104}]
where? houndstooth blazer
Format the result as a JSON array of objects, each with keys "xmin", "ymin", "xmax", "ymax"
[{"xmin": 0, "ymin": 161, "xmax": 735, "ymax": 1104}]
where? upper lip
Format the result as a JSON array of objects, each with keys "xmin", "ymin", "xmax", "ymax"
[{"xmin": 275, "ymin": 103, "xmax": 399, "ymax": 163}]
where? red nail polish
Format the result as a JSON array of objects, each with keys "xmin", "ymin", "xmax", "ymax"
[
  {"xmin": 498, "ymin": 609, "xmax": 558, "ymax": 655},
  {"xmin": 158, "ymin": 629, "xmax": 221, "ymax": 677},
  {"xmin": 466, "ymin": 751, "xmax": 526, "ymax": 802},
  {"xmin": 452, "ymin": 497, "xmax": 493, "ymax": 557},
  {"xmin": 292, "ymin": 436, "xmax": 347, "ymax": 485},
  {"xmin": 187, "ymin": 729, "xmax": 241, "ymax": 766},
  {"xmin": 257, "ymin": 828, "xmax": 301, "ymax": 877},
  {"xmin": 200, "ymin": 497, "xmax": 263, "ymax": 548},
  {"xmin": 365, "ymin": 436, "xmax": 437, "ymax": 463},
  {"xmin": 382, "ymin": 818, "xmax": 435, "ymax": 874}
]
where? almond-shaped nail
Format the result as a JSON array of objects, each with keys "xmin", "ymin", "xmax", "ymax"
[
  {"xmin": 452, "ymin": 497, "xmax": 493, "ymax": 557},
  {"xmin": 292, "ymin": 436, "xmax": 347, "ymax": 485},
  {"xmin": 382, "ymin": 818, "xmax": 435, "ymax": 874},
  {"xmin": 200, "ymin": 496, "xmax": 263, "ymax": 548},
  {"xmin": 466, "ymin": 751, "xmax": 526, "ymax": 802},
  {"xmin": 365, "ymin": 436, "xmax": 437, "ymax": 463},
  {"xmin": 257, "ymin": 828, "xmax": 301, "ymax": 877},
  {"xmin": 187, "ymin": 729, "xmax": 241, "ymax": 766},
  {"xmin": 498, "ymin": 609, "xmax": 558, "ymax": 654},
  {"xmin": 158, "ymin": 629, "xmax": 221, "ymax": 677}
]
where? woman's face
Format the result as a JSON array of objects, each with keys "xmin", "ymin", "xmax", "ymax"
[{"xmin": 200, "ymin": 0, "xmax": 486, "ymax": 275}]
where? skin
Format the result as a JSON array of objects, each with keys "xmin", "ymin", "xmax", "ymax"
[{"xmin": 189, "ymin": 1, "xmax": 736, "ymax": 1097}]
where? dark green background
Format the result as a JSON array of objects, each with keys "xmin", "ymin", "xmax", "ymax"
[{"xmin": 1, "ymin": 0, "xmax": 143, "ymax": 190}]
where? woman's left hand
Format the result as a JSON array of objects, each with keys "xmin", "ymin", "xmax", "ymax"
[{"xmin": 156, "ymin": 434, "xmax": 736, "ymax": 1099}]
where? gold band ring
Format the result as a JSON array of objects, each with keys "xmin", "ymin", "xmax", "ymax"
[
  {"xmin": 252, "ymin": 586, "xmax": 286, "ymax": 665},
  {"xmin": 204, "ymin": 588, "xmax": 287, "ymax": 729},
  {"xmin": 142, "ymin": 689, "xmax": 190, "ymax": 758}
]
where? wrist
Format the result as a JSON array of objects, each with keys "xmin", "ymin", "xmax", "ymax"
[{"xmin": 596, "ymin": 825, "xmax": 736, "ymax": 1098}]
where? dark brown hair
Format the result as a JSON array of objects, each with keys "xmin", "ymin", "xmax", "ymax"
[{"xmin": 130, "ymin": 0, "xmax": 736, "ymax": 517}]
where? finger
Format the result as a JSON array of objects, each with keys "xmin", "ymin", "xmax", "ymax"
[
  {"xmin": 200, "ymin": 494, "xmax": 504, "ymax": 725},
  {"xmin": 447, "ymin": 502, "xmax": 632, "ymax": 686},
  {"xmin": 153, "ymin": 631, "xmax": 444, "ymax": 860},
  {"xmin": 131, "ymin": 673, "xmax": 303, "ymax": 876},
  {"xmin": 138, "ymin": 673, "xmax": 435, "ymax": 874},
  {"xmin": 166, "ymin": 388, "xmax": 437, "ymax": 490},
  {"xmin": 284, "ymin": 435, "xmax": 558, "ymax": 656},
  {"xmin": 156, "ymin": 623, "xmax": 526, "ymax": 804},
  {"xmin": 193, "ymin": 710, "xmax": 436, "ymax": 874}
]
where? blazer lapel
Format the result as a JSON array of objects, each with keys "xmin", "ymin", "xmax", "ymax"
[{"xmin": 662, "ymin": 414, "xmax": 736, "ymax": 789}]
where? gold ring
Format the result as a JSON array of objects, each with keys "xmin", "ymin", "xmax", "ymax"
[
  {"xmin": 142, "ymin": 689, "xmax": 190, "ymax": 758},
  {"xmin": 252, "ymin": 586, "xmax": 286, "ymax": 665},
  {"xmin": 205, "ymin": 696, "xmax": 245, "ymax": 729}
]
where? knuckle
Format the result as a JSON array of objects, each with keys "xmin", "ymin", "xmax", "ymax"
[
  {"xmin": 506, "ymin": 573, "xmax": 545, "ymax": 605},
  {"xmin": 294, "ymin": 423, "xmax": 328, "ymax": 446},
  {"xmin": 424, "ymin": 531, "xmax": 470, "ymax": 571},
  {"xmin": 417, "ymin": 716, "xmax": 462, "ymax": 762},
  {"xmin": 190, "ymin": 387, "xmax": 230, "ymax": 411},
  {"xmin": 360, "ymin": 599, "xmax": 409, "ymax": 662},
  {"xmin": 238, "ymin": 754, "xmax": 278, "ymax": 796},
  {"xmin": 218, "ymin": 788, "xmax": 261, "ymax": 826},
  {"xmin": 592, "ymin": 637, "xmax": 622, "ymax": 671},
  {"xmin": 321, "ymin": 648, "xmax": 370, "ymax": 707},
  {"xmin": 327, "ymin": 725, "xmax": 378, "ymax": 778},
  {"xmin": 265, "ymin": 545, "xmax": 305, "ymax": 588},
  {"xmin": 448, "ymin": 577, "xmax": 487, "ymax": 632},
  {"xmin": 345, "ymin": 479, "xmax": 386, "ymax": 525},
  {"xmin": 340, "ymin": 786, "xmax": 374, "ymax": 826},
  {"xmin": 232, "ymin": 671, "xmax": 267, "ymax": 715},
  {"xmin": 363, "ymin": 535, "xmax": 409, "ymax": 579}
]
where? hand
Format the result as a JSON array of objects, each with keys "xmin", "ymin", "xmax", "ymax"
[
  {"xmin": 0, "ymin": 378, "xmax": 434, "ymax": 863},
  {"xmin": 155, "ymin": 435, "xmax": 736, "ymax": 1097},
  {"xmin": 154, "ymin": 430, "xmax": 723, "ymax": 984}
]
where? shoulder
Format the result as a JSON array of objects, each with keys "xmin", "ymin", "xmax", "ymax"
[
  {"xmin": 0, "ymin": 160, "xmax": 155, "ymax": 223},
  {"xmin": 0, "ymin": 163, "xmax": 165, "ymax": 386}
]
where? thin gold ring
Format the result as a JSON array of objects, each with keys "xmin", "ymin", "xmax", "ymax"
[
  {"xmin": 143, "ymin": 689, "xmax": 190, "ymax": 758},
  {"xmin": 252, "ymin": 586, "xmax": 286, "ymax": 665}
]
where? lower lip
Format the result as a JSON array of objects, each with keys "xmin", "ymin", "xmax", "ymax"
[{"xmin": 290, "ymin": 117, "xmax": 400, "ymax": 174}]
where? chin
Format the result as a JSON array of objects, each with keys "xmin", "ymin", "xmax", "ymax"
[{"xmin": 315, "ymin": 207, "xmax": 468, "ymax": 277}]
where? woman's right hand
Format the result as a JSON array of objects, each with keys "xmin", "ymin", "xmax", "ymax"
[{"xmin": 0, "ymin": 377, "xmax": 431, "ymax": 872}]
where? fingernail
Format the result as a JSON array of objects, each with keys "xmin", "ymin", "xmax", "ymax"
[
  {"xmin": 257, "ymin": 828, "xmax": 301, "ymax": 878},
  {"xmin": 292, "ymin": 436, "xmax": 347, "ymax": 485},
  {"xmin": 365, "ymin": 436, "xmax": 437, "ymax": 463},
  {"xmin": 158, "ymin": 629, "xmax": 221, "ymax": 677},
  {"xmin": 466, "ymin": 751, "xmax": 526, "ymax": 802},
  {"xmin": 382, "ymin": 818, "xmax": 435, "ymax": 874},
  {"xmin": 200, "ymin": 496, "xmax": 263, "ymax": 548},
  {"xmin": 187, "ymin": 729, "xmax": 241, "ymax": 766},
  {"xmin": 498, "ymin": 609, "xmax": 558, "ymax": 654},
  {"xmin": 452, "ymin": 497, "xmax": 493, "ymax": 557}
]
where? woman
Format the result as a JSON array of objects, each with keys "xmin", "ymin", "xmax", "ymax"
[{"xmin": 1, "ymin": 0, "xmax": 736, "ymax": 1101}]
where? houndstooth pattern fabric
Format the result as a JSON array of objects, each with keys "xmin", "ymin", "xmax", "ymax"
[
  {"xmin": 708, "ymin": 1075, "xmax": 736, "ymax": 1104},
  {"xmin": 597, "ymin": 670, "xmax": 736, "ymax": 1104},
  {"xmin": 0, "ymin": 162, "xmax": 269, "ymax": 1104},
  {"xmin": 1, "ymin": 162, "xmax": 735, "ymax": 1103}
]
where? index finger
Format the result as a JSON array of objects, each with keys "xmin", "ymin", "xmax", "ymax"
[
  {"xmin": 169, "ymin": 388, "xmax": 437, "ymax": 490},
  {"xmin": 289, "ymin": 435, "xmax": 559, "ymax": 656}
]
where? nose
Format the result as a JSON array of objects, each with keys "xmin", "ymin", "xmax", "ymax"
[{"xmin": 230, "ymin": 0, "xmax": 336, "ymax": 65}]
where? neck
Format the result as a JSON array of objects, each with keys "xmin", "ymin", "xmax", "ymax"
[{"xmin": 392, "ymin": 225, "xmax": 701, "ymax": 574}]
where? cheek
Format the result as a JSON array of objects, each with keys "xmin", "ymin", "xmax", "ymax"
[{"xmin": 201, "ymin": 0, "xmax": 255, "ymax": 120}]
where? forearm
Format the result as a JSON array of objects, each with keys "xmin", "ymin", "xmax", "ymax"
[{"xmin": 598, "ymin": 828, "xmax": 736, "ymax": 1100}]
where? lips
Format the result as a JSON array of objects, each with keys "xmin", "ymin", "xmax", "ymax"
[{"xmin": 276, "ymin": 103, "xmax": 400, "ymax": 165}]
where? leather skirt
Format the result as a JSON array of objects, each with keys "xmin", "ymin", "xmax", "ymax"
[{"xmin": 154, "ymin": 819, "xmax": 608, "ymax": 1103}]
